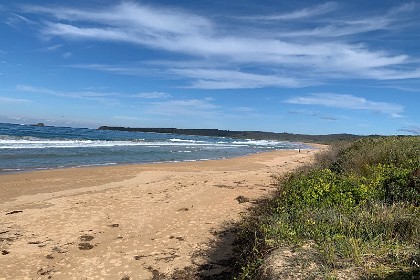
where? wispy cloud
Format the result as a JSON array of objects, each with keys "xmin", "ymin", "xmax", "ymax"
[
  {"xmin": 62, "ymin": 52, "xmax": 72, "ymax": 59},
  {"xmin": 17, "ymin": 85, "xmax": 109, "ymax": 97},
  {"xmin": 70, "ymin": 64, "xmax": 156, "ymax": 76},
  {"xmin": 370, "ymin": 84, "xmax": 420, "ymax": 93},
  {"xmin": 321, "ymin": 116, "xmax": 338, "ymax": 121},
  {"xmin": 14, "ymin": 84, "xmax": 221, "ymax": 123},
  {"xmin": 171, "ymin": 68, "xmax": 312, "ymax": 89},
  {"xmin": 241, "ymin": 2, "xmax": 337, "ymax": 21},
  {"xmin": 3, "ymin": 13, "xmax": 36, "ymax": 28},
  {"xmin": 16, "ymin": 84, "xmax": 118, "ymax": 104},
  {"xmin": 232, "ymin": 107, "xmax": 255, "ymax": 112},
  {"xmin": 113, "ymin": 115, "xmax": 141, "ymax": 121},
  {"xmin": 398, "ymin": 125, "xmax": 420, "ymax": 135},
  {"xmin": 45, "ymin": 44, "xmax": 64, "ymax": 52},
  {"xmin": 148, "ymin": 98, "xmax": 220, "ymax": 117},
  {"xmin": 285, "ymin": 93, "xmax": 404, "ymax": 117},
  {"xmin": 131, "ymin": 92, "xmax": 171, "ymax": 99},
  {"xmin": 273, "ymin": 3, "xmax": 416, "ymax": 38},
  {"xmin": 18, "ymin": 2, "xmax": 420, "ymax": 89},
  {"xmin": 23, "ymin": 2, "xmax": 212, "ymax": 36},
  {"xmin": 17, "ymin": 84, "xmax": 173, "ymax": 103},
  {"xmin": 389, "ymin": 2, "xmax": 416, "ymax": 14},
  {"xmin": 0, "ymin": 96, "xmax": 33, "ymax": 103},
  {"xmin": 287, "ymin": 109, "xmax": 339, "ymax": 121},
  {"xmin": 73, "ymin": 64, "xmax": 314, "ymax": 89}
]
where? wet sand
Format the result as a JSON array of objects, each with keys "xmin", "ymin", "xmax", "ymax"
[{"xmin": 0, "ymin": 147, "xmax": 325, "ymax": 279}]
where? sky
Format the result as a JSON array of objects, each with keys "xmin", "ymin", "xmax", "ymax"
[{"xmin": 0, "ymin": 0, "xmax": 419, "ymax": 135}]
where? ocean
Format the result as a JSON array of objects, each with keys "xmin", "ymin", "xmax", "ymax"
[{"xmin": 0, "ymin": 123, "xmax": 309, "ymax": 173}]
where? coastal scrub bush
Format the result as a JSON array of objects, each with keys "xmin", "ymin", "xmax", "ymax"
[{"xmin": 234, "ymin": 136, "xmax": 420, "ymax": 279}]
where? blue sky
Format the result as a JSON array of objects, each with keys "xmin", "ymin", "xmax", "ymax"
[{"xmin": 0, "ymin": 0, "xmax": 419, "ymax": 135}]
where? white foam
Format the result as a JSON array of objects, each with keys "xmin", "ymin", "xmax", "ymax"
[
  {"xmin": 0, "ymin": 139, "xmax": 239, "ymax": 149},
  {"xmin": 0, "ymin": 139, "xmax": 145, "ymax": 149},
  {"xmin": 74, "ymin": 163, "xmax": 118, "ymax": 168},
  {"xmin": 0, "ymin": 135, "xmax": 299, "ymax": 150},
  {"xmin": 231, "ymin": 139, "xmax": 284, "ymax": 146},
  {"xmin": 169, "ymin": 138, "xmax": 206, "ymax": 143}
]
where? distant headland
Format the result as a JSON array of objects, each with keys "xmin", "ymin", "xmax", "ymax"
[{"xmin": 98, "ymin": 126, "xmax": 367, "ymax": 143}]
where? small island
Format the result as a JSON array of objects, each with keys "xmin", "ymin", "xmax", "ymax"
[{"xmin": 31, "ymin": 123, "xmax": 45, "ymax": 127}]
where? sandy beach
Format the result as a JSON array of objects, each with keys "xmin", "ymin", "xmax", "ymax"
[{"xmin": 0, "ymin": 147, "xmax": 324, "ymax": 279}]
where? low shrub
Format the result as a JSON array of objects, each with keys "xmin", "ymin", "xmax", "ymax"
[{"xmin": 235, "ymin": 136, "xmax": 420, "ymax": 279}]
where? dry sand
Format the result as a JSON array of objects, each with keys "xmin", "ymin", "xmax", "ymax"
[{"xmin": 0, "ymin": 147, "xmax": 325, "ymax": 279}]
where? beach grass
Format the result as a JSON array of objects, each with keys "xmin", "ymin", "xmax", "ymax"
[{"xmin": 233, "ymin": 136, "xmax": 420, "ymax": 279}]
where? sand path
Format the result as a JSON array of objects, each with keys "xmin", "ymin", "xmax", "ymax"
[{"xmin": 0, "ymin": 148, "xmax": 323, "ymax": 279}]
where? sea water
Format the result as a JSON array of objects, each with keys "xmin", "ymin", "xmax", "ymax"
[{"xmin": 0, "ymin": 123, "xmax": 308, "ymax": 173}]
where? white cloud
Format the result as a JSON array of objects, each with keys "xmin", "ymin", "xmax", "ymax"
[
  {"xmin": 286, "ymin": 93, "xmax": 404, "ymax": 117},
  {"xmin": 19, "ymin": 2, "xmax": 420, "ymax": 89},
  {"xmin": 24, "ymin": 2, "xmax": 212, "ymax": 36},
  {"xmin": 41, "ymin": 20, "xmax": 404, "ymax": 69}
]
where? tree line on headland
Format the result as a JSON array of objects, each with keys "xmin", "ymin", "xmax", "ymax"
[{"xmin": 97, "ymin": 126, "xmax": 368, "ymax": 144}]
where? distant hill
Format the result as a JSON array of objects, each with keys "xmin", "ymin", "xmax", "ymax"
[{"xmin": 98, "ymin": 126, "xmax": 367, "ymax": 144}]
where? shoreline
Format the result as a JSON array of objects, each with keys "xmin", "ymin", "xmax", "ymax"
[
  {"xmin": 0, "ymin": 148, "xmax": 325, "ymax": 279},
  {"xmin": 0, "ymin": 143, "xmax": 323, "ymax": 175}
]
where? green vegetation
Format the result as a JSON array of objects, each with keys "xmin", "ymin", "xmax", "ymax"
[{"xmin": 234, "ymin": 137, "xmax": 420, "ymax": 279}]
